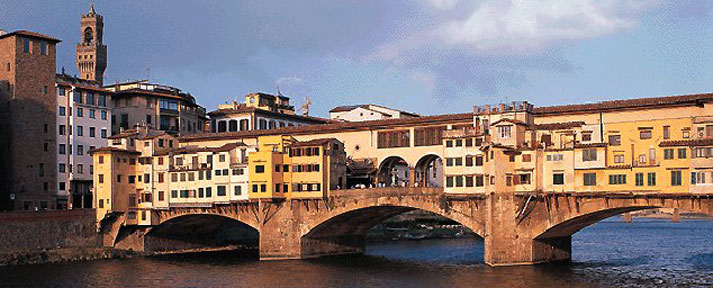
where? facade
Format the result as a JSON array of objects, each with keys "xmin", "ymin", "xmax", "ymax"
[
  {"xmin": 0, "ymin": 30, "xmax": 61, "ymax": 210},
  {"xmin": 248, "ymin": 135, "xmax": 346, "ymax": 199},
  {"xmin": 76, "ymin": 4, "xmax": 107, "ymax": 85},
  {"xmin": 329, "ymin": 104, "xmax": 419, "ymax": 122},
  {"xmin": 104, "ymin": 81, "xmax": 206, "ymax": 136},
  {"xmin": 92, "ymin": 126, "xmax": 254, "ymax": 224},
  {"xmin": 55, "ymin": 75, "xmax": 112, "ymax": 209},
  {"xmin": 208, "ymin": 92, "xmax": 330, "ymax": 133}
]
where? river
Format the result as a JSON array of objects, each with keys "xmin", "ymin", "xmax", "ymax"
[{"xmin": 1, "ymin": 217, "xmax": 713, "ymax": 288}]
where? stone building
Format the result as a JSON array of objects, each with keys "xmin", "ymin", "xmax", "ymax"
[
  {"xmin": 76, "ymin": 3, "xmax": 107, "ymax": 85},
  {"xmin": 0, "ymin": 30, "xmax": 61, "ymax": 210},
  {"xmin": 208, "ymin": 92, "xmax": 330, "ymax": 133},
  {"xmin": 104, "ymin": 80, "xmax": 207, "ymax": 136}
]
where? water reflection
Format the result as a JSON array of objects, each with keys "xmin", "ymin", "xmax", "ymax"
[{"xmin": 1, "ymin": 218, "xmax": 713, "ymax": 288}]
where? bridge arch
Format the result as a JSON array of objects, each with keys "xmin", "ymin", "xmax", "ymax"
[
  {"xmin": 377, "ymin": 155, "xmax": 410, "ymax": 187},
  {"xmin": 297, "ymin": 190, "xmax": 486, "ymax": 258},
  {"xmin": 145, "ymin": 213, "xmax": 259, "ymax": 252}
]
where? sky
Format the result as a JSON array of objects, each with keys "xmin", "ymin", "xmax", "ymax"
[{"xmin": 1, "ymin": 0, "xmax": 712, "ymax": 117}]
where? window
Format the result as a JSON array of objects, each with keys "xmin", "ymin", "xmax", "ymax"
[
  {"xmin": 260, "ymin": 184, "xmax": 266, "ymax": 192},
  {"xmin": 635, "ymin": 173, "xmax": 644, "ymax": 186},
  {"xmin": 614, "ymin": 154, "xmax": 625, "ymax": 163},
  {"xmin": 582, "ymin": 149, "xmax": 597, "ymax": 161},
  {"xmin": 465, "ymin": 156, "xmax": 473, "ymax": 166},
  {"xmin": 497, "ymin": 125, "xmax": 512, "ymax": 138},
  {"xmin": 582, "ymin": 133, "xmax": 592, "ymax": 142},
  {"xmin": 158, "ymin": 173, "xmax": 164, "ymax": 183},
  {"xmin": 663, "ymin": 126, "xmax": 670, "ymax": 139},
  {"xmin": 40, "ymin": 41, "xmax": 47, "ymax": 55},
  {"xmin": 100, "ymin": 129, "xmax": 107, "ymax": 138},
  {"xmin": 522, "ymin": 154, "xmax": 532, "ymax": 162},
  {"xmin": 89, "ymin": 127, "xmax": 96, "ymax": 137},
  {"xmin": 446, "ymin": 176, "xmax": 454, "ymax": 188},
  {"xmin": 77, "ymin": 125, "xmax": 83, "ymax": 136},
  {"xmin": 58, "ymin": 163, "xmax": 66, "ymax": 173},
  {"xmin": 609, "ymin": 174, "xmax": 627, "ymax": 185},
  {"xmin": 608, "ymin": 135, "xmax": 621, "ymax": 146},
  {"xmin": 171, "ymin": 173, "xmax": 178, "ymax": 182},
  {"xmin": 59, "ymin": 125, "xmax": 66, "ymax": 135},
  {"xmin": 638, "ymin": 154, "xmax": 646, "ymax": 164},
  {"xmin": 89, "ymin": 109, "xmax": 96, "ymax": 119},
  {"xmin": 234, "ymin": 186, "xmax": 242, "ymax": 196},
  {"xmin": 217, "ymin": 186, "xmax": 226, "ymax": 196},
  {"xmin": 678, "ymin": 148, "xmax": 687, "ymax": 159},
  {"xmin": 455, "ymin": 176, "xmax": 463, "ymax": 187},
  {"xmin": 647, "ymin": 172, "xmax": 656, "ymax": 186},
  {"xmin": 476, "ymin": 175, "xmax": 484, "ymax": 187},
  {"xmin": 77, "ymin": 108, "xmax": 83, "ymax": 118},
  {"xmin": 664, "ymin": 149, "xmax": 674, "ymax": 160},
  {"xmin": 59, "ymin": 106, "xmax": 66, "ymax": 116},
  {"xmin": 465, "ymin": 138, "xmax": 473, "ymax": 147},
  {"xmin": 446, "ymin": 140, "xmax": 453, "ymax": 147},
  {"xmin": 23, "ymin": 38, "xmax": 30, "ymax": 53},
  {"xmin": 58, "ymin": 144, "xmax": 66, "ymax": 155},
  {"xmin": 671, "ymin": 170, "xmax": 682, "ymax": 186},
  {"xmin": 640, "ymin": 130, "xmax": 652, "ymax": 139},
  {"xmin": 553, "ymin": 173, "xmax": 564, "ymax": 185},
  {"xmin": 117, "ymin": 174, "xmax": 122, "ymax": 183},
  {"xmin": 465, "ymin": 176, "xmax": 474, "ymax": 187},
  {"xmin": 455, "ymin": 139, "xmax": 463, "ymax": 147},
  {"xmin": 77, "ymin": 145, "xmax": 84, "ymax": 155},
  {"xmin": 255, "ymin": 165, "xmax": 265, "ymax": 173},
  {"xmin": 475, "ymin": 155, "xmax": 483, "ymax": 166},
  {"xmin": 683, "ymin": 130, "xmax": 690, "ymax": 139},
  {"xmin": 377, "ymin": 130, "xmax": 410, "ymax": 148},
  {"xmin": 518, "ymin": 173, "xmax": 531, "ymax": 185},
  {"xmin": 583, "ymin": 173, "xmax": 596, "ymax": 186},
  {"xmin": 455, "ymin": 157, "xmax": 463, "ymax": 166}
]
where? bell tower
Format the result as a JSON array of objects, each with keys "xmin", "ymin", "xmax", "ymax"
[{"xmin": 76, "ymin": 3, "xmax": 107, "ymax": 85}]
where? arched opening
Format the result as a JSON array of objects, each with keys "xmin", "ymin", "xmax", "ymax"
[
  {"xmin": 217, "ymin": 121, "xmax": 227, "ymax": 133},
  {"xmin": 302, "ymin": 206, "xmax": 483, "ymax": 263},
  {"xmin": 83, "ymin": 27, "xmax": 93, "ymax": 44},
  {"xmin": 145, "ymin": 214, "xmax": 258, "ymax": 253},
  {"xmin": 239, "ymin": 119, "xmax": 249, "ymax": 131},
  {"xmin": 228, "ymin": 119, "xmax": 238, "ymax": 132},
  {"xmin": 377, "ymin": 156, "xmax": 410, "ymax": 187},
  {"xmin": 414, "ymin": 154, "xmax": 443, "ymax": 187}
]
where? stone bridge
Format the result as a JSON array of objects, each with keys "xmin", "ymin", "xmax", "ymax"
[{"xmin": 106, "ymin": 188, "xmax": 713, "ymax": 266}]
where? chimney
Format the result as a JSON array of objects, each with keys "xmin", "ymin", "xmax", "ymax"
[{"xmin": 499, "ymin": 103, "xmax": 506, "ymax": 112}]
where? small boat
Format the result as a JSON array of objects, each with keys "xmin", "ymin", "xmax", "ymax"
[{"xmin": 402, "ymin": 233, "xmax": 428, "ymax": 240}]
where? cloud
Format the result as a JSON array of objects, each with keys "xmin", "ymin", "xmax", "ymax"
[
  {"xmin": 410, "ymin": 70, "xmax": 437, "ymax": 94},
  {"xmin": 438, "ymin": 0, "xmax": 654, "ymax": 53},
  {"xmin": 276, "ymin": 76, "xmax": 305, "ymax": 86},
  {"xmin": 425, "ymin": 0, "xmax": 460, "ymax": 10}
]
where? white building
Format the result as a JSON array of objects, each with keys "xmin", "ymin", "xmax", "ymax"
[
  {"xmin": 329, "ymin": 104, "xmax": 419, "ymax": 122},
  {"xmin": 56, "ymin": 74, "xmax": 112, "ymax": 209}
]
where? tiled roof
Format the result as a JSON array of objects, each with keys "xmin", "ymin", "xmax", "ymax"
[
  {"xmin": 107, "ymin": 129, "xmax": 140, "ymax": 139},
  {"xmin": 0, "ymin": 30, "xmax": 61, "ymax": 42},
  {"xmin": 169, "ymin": 142, "xmax": 246, "ymax": 155},
  {"xmin": 659, "ymin": 138, "xmax": 713, "ymax": 147},
  {"xmin": 88, "ymin": 147, "xmax": 140, "ymax": 154},
  {"xmin": 289, "ymin": 138, "xmax": 340, "ymax": 147},
  {"xmin": 534, "ymin": 93, "xmax": 713, "ymax": 115},
  {"xmin": 574, "ymin": 142, "xmax": 608, "ymax": 148},
  {"xmin": 535, "ymin": 121, "xmax": 586, "ymax": 130},
  {"xmin": 329, "ymin": 104, "xmax": 420, "ymax": 117},
  {"xmin": 56, "ymin": 81, "xmax": 112, "ymax": 93},
  {"xmin": 180, "ymin": 112, "xmax": 474, "ymax": 142},
  {"xmin": 491, "ymin": 118, "xmax": 528, "ymax": 126}
]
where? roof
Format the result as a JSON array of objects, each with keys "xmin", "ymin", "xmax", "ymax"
[
  {"xmin": 181, "ymin": 112, "xmax": 474, "ymax": 142},
  {"xmin": 111, "ymin": 89, "xmax": 200, "ymax": 107},
  {"xmin": 574, "ymin": 142, "xmax": 607, "ymax": 148},
  {"xmin": 289, "ymin": 138, "xmax": 340, "ymax": 147},
  {"xmin": 208, "ymin": 106, "xmax": 333, "ymax": 124},
  {"xmin": 491, "ymin": 118, "xmax": 528, "ymax": 126},
  {"xmin": 108, "ymin": 129, "xmax": 140, "ymax": 139},
  {"xmin": 160, "ymin": 142, "xmax": 247, "ymax": 155},
  {"xmin": 329, "ymin": 104, "xmax": 420, "ymax": 117},
  {"xmin": 88, "ymin": 147, "xmax": 140, "ymax": 155},
  {"xmin": 0, "ymin": 30, "xmax": 61, "ymax": 43},
  {"xmin": 535, "ymin": 121, "xmax": 586, "ymax": 130},
  {"xmin": 534, "ymin": 93, "xmax": 713, "ymax": 115},
  {"xmin": 56, "ymin": 81, "xmax": 112, "ymax": 93},
  {"xmin": 659, "ymin": 138, "xmax": 713, "ymax": 147}
]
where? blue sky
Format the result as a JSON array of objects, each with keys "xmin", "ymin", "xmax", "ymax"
[{"xmin": 1, "ymin": 0, "xmax": 711, "ymax": 117}]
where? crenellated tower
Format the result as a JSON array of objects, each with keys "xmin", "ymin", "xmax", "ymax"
[{"xmin": 76, "ymin": 3, "xmax": 107, "ymax": 85}]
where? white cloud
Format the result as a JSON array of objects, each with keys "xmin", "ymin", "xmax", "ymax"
[
  {"xmin": 275, "ymin": 76, "xmax": 305, "ymax": 86},
  {"xmin": 438, "ymin": 0, "xmax": 654, "ymax": 53},
  {"xmin": 426, "ymin": 0, "xmax": 459, "ymax": 10},
  {"xmin": 410, "ymin": 70, "xmax": 437, "ymax": 94}
]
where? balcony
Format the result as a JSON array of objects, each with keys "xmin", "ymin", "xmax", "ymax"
[{"xmin": 160, "ymin": 108, "xmax": 179, "ymax": 116}]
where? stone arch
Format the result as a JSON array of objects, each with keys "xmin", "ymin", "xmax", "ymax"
[
  {"xmin": 415, "ymin": 154, "xmax": 443, "ymax": 188},
  {"xmin": 217, "ymin": 120, "xmax": 227, "ymax": 133},
  {"xmin": 239, "ymin": 119, "xmax": 249, "ymax": 131},
  {"xmin": 83, "ymin": 27, "xmax": 93, "ymax": 44},
  {"xmin": 377, "ymin": 156, "xmax": 410, "ymax": 187},
  {"xmin": 145, "ymin": 213, "xmax": 259, "ymax": 252},
  {"xmin": 228, "ymin": 119, "xmax": 238, "ymax": 132},
  {"xmin": 299, "ymin": 194, "xmax": 486, "ymax": 258}
]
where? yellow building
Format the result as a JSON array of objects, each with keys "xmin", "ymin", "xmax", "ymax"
[{"xmin": 248, "ymin": 135, "xmax": 347, "ymax": 199}]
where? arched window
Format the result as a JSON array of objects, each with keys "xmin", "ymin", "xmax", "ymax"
[
  {"xmin": 259, "ymin": 119, "xmax": 267, "ymax": 130},
  {"xmin": 239, "ymin": 119, "xmax": 249, "ymax": 131},
  {"xmin": 83, "ymin": 27, "xmax": 94, "ymax": 44},
  {"xmin": 228, "ymin": 120, "xmax": 238, "ymax": 132},
  {"xmin": 279, "ymin": 122, "xmax": 285, "ymax": 128},
  {"xmin": 217, "ymin": 121, "xmax": 227, "ymax": 133},
  {"xmin": 269, "ymin": 120, "xmax": 276, "ymax": 129}
]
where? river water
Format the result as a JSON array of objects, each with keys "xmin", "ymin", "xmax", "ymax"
[{"xmin": 2, "ymin": 217, "xmax": 713, "ymax": 288}]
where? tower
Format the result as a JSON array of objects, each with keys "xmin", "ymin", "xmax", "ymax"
[{"xmin": 76, "ymin": 3, "xmax": 107, "ymax": 85}]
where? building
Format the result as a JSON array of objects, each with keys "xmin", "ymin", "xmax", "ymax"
[
  {"xmin": 329, "ymin": 104, "xmax": 419, "ymax": 122},
  {"xmin": 208, "ymin": 92, "xmax": 330, "ymax": 133},
  {"xmin": 92, "ymin": 126, "xmax": 253, "ymax": 225},
  {"xmin": 0, "ymin": 30, "xmax": 61, "ymax": 210},
  {"xmin": 55, "ymin": 74, "xmax": 112, "ymax": 209},
  {"xmin": 104, "ymin": 80, "xmax": 207, "ymax": 136},
  {"xmin": 247, "ymin": 135, "xmax": 347, "ymax": 199},
  {"xmin": 76, "ymin": 3, "xmax": 107, "ymax": 85}
]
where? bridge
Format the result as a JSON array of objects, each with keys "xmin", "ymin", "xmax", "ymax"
[{"xmin": 103, "ymin": 187, "xmax": 713, "ymax": 266}]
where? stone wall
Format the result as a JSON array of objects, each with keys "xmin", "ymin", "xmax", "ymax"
[{"xmin": 0, "ymin": 210, "xmax": 99, "ymax": 253}]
